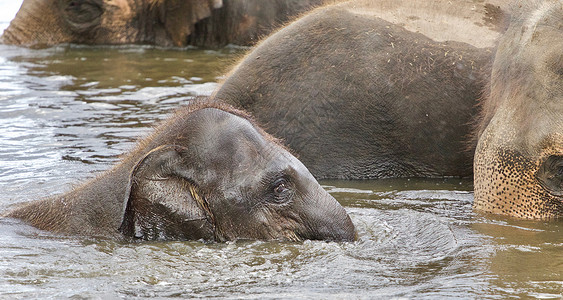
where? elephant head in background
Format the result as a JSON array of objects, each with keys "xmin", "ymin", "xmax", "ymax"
[
  {"xmin": 473, "ymin": 1, "xmax": 563, "ymax": 219},
  {"xmin": 1, "ymin": 0, "xmax": 324, "ymax": 48}
]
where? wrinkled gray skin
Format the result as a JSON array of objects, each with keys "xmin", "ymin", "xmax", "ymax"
[
  {"xmin": 4, "ymin": 102, "xmax": 355, "ymax": 242},
  {"xmin": 473, "ymin": 0, "xmax": 563, "ymax": 219},
  {"xmin": 1, "ymin": 0, "xmax": 323, "ymax": 48},
  {"xmin": 215, "ymin": 0, "xmax": 509, "ymax": 179}
]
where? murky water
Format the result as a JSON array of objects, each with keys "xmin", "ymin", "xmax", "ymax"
[{"xmin": 0, "ymin": 42, "xmax": 561, "ymax": 299}]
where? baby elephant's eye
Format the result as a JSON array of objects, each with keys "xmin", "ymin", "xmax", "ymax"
[
  {"xmin": 273, "ymin": 179, "xmax": 289, "ymax": 195},
  {"xmin": 271, "ymin": 178, "xmax": 292, "ymax": 203}
]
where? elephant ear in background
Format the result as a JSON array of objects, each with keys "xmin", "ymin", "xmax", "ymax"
[
  {"xmin": 151, "ymin": 0, "xmax": 223, "ymax": 46},
  {"xmin": 119, "ymin": 145, "xmax": 216, "ymax": 241}
]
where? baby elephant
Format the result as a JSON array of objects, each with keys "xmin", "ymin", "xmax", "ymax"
[{"xmin": 3, "ymin": 101, "xmax": 356, "ymax": 242}]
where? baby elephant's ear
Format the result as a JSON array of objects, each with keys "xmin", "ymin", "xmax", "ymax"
[{"xmin": 119, "ymin": 145, "xmax": 215, "ymax": 241}]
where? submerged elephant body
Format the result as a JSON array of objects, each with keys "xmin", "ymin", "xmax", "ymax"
[
  {"xmin": 215, "ymin": 0, "xmax": 507, "ymax": 179},
  {"xmin": 4, "ymin": 101, "xmax": 355, "ymax": 241},
  {"xmin": 473, "ymin": 0, "xmax": 563, "ymax": 219},
  {"xmin": 1, "ymin": 0, "xmax": 323, "ymax": 47}
]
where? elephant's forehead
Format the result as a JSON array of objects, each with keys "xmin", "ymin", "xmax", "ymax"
[
  {"xmin": 191, "ymin": 108, "xmax": 267, "ymax": 149},
  {"xmin": 187, "ymin": 109, "xmax": 282, "ymax": 165},
  {"xmin": 185, "ymin": 108, "xmax": 310, "ymax": 179},
  {"xmin": 266, "ymin": 148, "xmax": 309, "ymax": 174}
]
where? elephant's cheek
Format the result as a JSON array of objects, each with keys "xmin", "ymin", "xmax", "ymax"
[
  {"xmin": 245, "ymin": 210, "xmax": 301, "ymax": 241},
  {"xmin": 474, "ymin": 147, "xmax": 563, "ymax": 219}
]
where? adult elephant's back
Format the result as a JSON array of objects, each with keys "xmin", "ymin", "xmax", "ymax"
[{"xmin": 215, "ymin": 0, "xmax": 508, "ymax": 179}]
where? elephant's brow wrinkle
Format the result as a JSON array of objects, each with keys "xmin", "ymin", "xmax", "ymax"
[
  {"xmin": 248, "ymin": 201, "xmax": 265, "ymax": 213},
  {"xmin": 144, "ymin": 175, "xmax": 169, "ymax": 181}
]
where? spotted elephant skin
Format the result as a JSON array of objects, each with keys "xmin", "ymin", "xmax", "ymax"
[
  {"xmin": 3, "ymin": 101, "xmax": 356, "ymax": 242},
  {"xmin": 1, "ymin": 0, "xmax": 324, "ymax": 48},
  {"xmin": 473, "ymin": 0, "xmax": 563, "ymax": 219},
  {"xmin": 214, "ymin": 0, "xmax": 509, "ymax": 179}
]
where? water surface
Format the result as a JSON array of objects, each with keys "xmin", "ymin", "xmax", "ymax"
[{"xmin": 0, "ymin": 44, "xmax": 561, "ymax": 299}]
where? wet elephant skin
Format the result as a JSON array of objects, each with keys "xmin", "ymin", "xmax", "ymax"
[
  {"xmin": 215, "ymin": 0, "xmax": 508, "ymax": 179},
  {"xmin": 3, "ymin": 101, "xmax": 356, "ymax": 241},
  {"xmin": 473, "ymin": 0, "xmax": 563, "ymax": 219},
  {"xmin": 1, "ymin": 0, "xmax": 324, "ymax": 48}
]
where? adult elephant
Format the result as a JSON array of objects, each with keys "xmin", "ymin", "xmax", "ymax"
[
  {"xmin": 1, "ymin": 0, "xmax": 324, "ymax": 47},
  {"xmin": 214, "ymin": 0, "xmax": 508, "ymax": 179},
  {"xmin": 473, "ymin": 0, "xmax": 562, "ymax": 219},
  {"xmin": 3, "ymin": 101, "xmax": 356, "ymax": 241}
]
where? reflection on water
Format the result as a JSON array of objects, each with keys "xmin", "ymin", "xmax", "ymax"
[
  {"xmin": 0, "ymin": 44, "xmax": 561, "ymax": 299},
  {"xmin": 0, "ymin": 44, "xmax": 241, "ymax": 201}
]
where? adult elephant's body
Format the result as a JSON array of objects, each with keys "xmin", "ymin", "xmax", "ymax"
[
  {"xmin": 1, "ymin": 0, "xmax": 323, "ymax": 47},
  {"xmin": 215, "ymin": 0, "xmax": 507, "ymax": 179}
]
